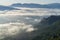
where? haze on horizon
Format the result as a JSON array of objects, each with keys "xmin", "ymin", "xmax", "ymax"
[{"xmin": 0, "ymin": 0, "xmax": 60, "ymax": 5}]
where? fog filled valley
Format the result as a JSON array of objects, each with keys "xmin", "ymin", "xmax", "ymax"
[{"xmin": 0, "ymin": 5, "xmax": 60, "ymax": 40}]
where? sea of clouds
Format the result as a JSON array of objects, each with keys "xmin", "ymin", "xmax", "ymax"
[{"xmin": 0, "ymin": 8, "xmax": 60, "ymax": 40}]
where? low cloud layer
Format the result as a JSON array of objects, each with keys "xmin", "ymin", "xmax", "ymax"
[{"xmin": 0, "ymin": 22, "xmax": 37, "ymax": 40}]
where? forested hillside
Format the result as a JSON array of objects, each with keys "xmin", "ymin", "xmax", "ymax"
[{"xmin": 32, "ymin": 16, "xmax": 60, "ymax": 40}]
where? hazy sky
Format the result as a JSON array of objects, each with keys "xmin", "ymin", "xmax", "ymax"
[{"xmin": 0, "ymin": 0, "xmax": 60, "ymax": 5}]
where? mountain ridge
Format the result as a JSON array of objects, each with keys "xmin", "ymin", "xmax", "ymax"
[
  {"xmin": 11, "ymin": 3, "xmax": 60, "ymax": 9},
  {"xmin": 32, "ymin": 16, "xmax": 60, "ymax": 40},
  {"xmin": 0, "ymin": 5, "xmax": 19, "ymax": 11}
]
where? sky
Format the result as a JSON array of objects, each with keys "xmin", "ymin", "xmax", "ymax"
[{"xmin": 0, "ymin": 0, "xmax": 60, "ymax": 5}]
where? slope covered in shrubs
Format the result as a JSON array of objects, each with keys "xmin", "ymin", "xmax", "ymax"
[{"xmin": 32, "ymin": 16, "xmax": 60, "ymax": 40}]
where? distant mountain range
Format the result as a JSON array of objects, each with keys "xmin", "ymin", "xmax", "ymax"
[
  {"xmin": 11, "ymin": 3, "xmax": 60, "ymax": 9},
  {"xmin": 0, "ymin": 5, "xmax": 19, "ymax": 11},
  {"xmin": 0, "ymin": 3, "xmax": 60, "ymax": 11}
]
